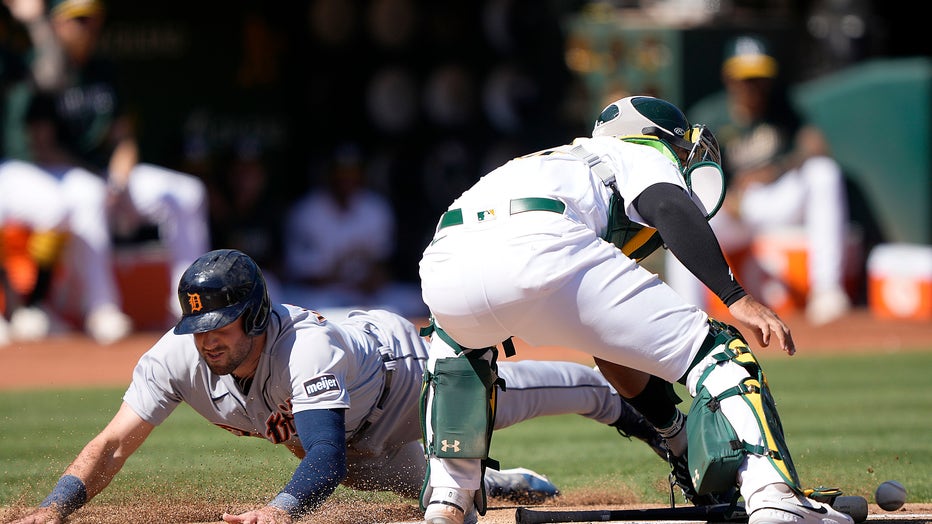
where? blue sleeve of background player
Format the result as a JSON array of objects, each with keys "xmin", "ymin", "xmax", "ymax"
[{"xmin": 268, "ymin": 408, "xmax": 347, "ymax": 518}]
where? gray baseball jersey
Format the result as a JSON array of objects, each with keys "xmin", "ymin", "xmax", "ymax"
[
  {"xmin": 123, "ymin": 304, "xmax": 624, "ymax": 496},
  {"xmin": 124, "ymin": 305, "xmax": 427, "ymax": 458}
]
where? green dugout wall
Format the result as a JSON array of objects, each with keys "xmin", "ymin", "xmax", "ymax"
[{"xmin": 792, "ymin": 57, "xmax": 932, "ymax": 245}]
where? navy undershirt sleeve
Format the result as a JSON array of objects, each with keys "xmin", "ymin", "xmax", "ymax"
[
  {"xmin": 270, "ymin": 408, "xmax": 348, "ymax": 518},
  {"xmin": 634, "ymin": 183, "xmax": 746, "ymax": 307}
]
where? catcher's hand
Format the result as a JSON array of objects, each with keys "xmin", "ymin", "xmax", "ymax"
[{"xmin": 727, "ymin": 295, "xmax": 795, "ymax": 355}]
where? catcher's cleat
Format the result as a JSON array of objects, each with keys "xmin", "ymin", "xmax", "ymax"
[
  {"xmin": 748, "ymin": 483, "xmax": 854, "ymax": 524},
  {"xmin": 424, "ymin": 487, "xmax": 477, "ymax": 524},
  {"xmin": 485, "ymin": 467, "xmax": 559, "ymax": 504},
  {"xmin": 610, "ymin": 400, "xmax": 669, "ymax": 460},
  {"xmin": 666, "ymin": 450, "xmax": 735, "ymax": 507}
]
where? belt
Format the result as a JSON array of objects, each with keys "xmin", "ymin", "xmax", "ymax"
[{"xmin": 438, "ymin": 197, "xmax": 566, "ymax": 230}]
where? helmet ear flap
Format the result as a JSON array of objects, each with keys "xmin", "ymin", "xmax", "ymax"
[{"xmin": 242, "ymin": 273, "xmax": 271, "ymax": 336}]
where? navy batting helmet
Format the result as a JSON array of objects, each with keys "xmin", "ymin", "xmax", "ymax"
[{"xmin": 174, "ymin": 249, "xmax": 271, "ymax": 336}]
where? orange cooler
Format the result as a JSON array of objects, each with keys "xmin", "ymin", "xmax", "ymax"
[{"xmin": 867, "ymin": 243, "xmax": 932, "ymax": 321}]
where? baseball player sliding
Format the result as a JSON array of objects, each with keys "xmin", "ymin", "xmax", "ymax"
[
  {"xmin": 418, "ymin": 96, "xmax": 853, "ymax": 524},
  {"xmin": 8, "ymin": 249, "xmax": 667, "ymax": 524}
]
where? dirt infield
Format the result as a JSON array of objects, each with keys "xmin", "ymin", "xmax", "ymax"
[
  {"xmin": 2, "ymin": 308, "xmax": 930, "ymax": 523},
  {"xmin": 3, "ymin": 497, "xmax": 931, "ymax": 523}
]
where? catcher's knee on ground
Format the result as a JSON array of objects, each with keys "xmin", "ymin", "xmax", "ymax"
[{"xmin": 683, "ymin": 321, "xmax": 801, "ymax": 498}]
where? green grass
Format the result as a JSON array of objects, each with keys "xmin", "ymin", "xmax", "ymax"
[
  {"xmin": 1, "ymin": 351, "xmax": 930, "ymax": 508},
  {"xmin": 490, "ymin": 350, "xmax": 932, "ymax": 504}
]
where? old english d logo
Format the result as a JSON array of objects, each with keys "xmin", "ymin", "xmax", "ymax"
[{"xmin": 187, "ymin": 292, "xmax": 203, "ymax": 312}]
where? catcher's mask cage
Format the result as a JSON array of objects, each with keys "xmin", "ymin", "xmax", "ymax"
[{"xmin": 174, "ymin": 249, "xmax": 271, "ymax": 336}]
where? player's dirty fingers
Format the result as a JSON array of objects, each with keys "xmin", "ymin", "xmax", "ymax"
[{"xmin": 221, "ymin": 507, "xmax": 292, "ymax": 524}]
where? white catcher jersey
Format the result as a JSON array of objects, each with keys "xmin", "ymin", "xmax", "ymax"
[
  {"xmin": 421, "ymin": 136, "xmax": 711, "ymax": 383},
  {"xmin": 123, "ymin": 305, "xmax": 428, "ymax": 455}
]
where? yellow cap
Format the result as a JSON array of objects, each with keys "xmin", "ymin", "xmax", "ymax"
[
  {"xmin": 722, "ymin": 35, "xmax": 778, "ymax": 80},
  {"xmin": 48, "ymin": 0, "xmax": 105, "ymax": 20}
]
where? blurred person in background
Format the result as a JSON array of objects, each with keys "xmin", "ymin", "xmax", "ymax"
[
  {"xmin": 282, "ymin": 143, "xmax": 426, "ymax": 319},
  {"xmin": 0, "ymin": 0, "xmax": 63, "ymax": 344},
  {"xmin": 664, "ymin": 34, "xmax": 851, "ymax": 325},
  {"xmin": 207, "ymin": 139, "xmax": 285, "ymax": 302},
  {"xmin": 1, "ymin": 0, "xmax": 211, "ymax": 341}
]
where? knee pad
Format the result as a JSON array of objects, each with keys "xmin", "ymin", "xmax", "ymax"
[
  {"xmin": 686, "ymin": 323, "xmax": 800, "ymax": 496},
  {"xmin": 421, "ymin": 355, "xmax": 499, "ymax": 460}
]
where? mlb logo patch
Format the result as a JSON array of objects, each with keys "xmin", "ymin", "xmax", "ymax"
[
  {"xmin": 303, "ymin": 374, "xmax": 341, "ymax": 397},
  {"xmin": 477, "ymin": 209, "xmax": 496, "ymax": 221}
]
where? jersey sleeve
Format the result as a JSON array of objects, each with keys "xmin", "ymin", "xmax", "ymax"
[
  {"xmin": 122, "ymin": 336, "xmax": 187, "ymax": 426},
  {"xmin": 286, "ymin": 326, "xmax": 353, "ymax": 415}
]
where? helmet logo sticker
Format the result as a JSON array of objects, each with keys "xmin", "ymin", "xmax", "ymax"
[{"xmin": 187, "ymin": 293, "xmax": 203, "ymax": 313}]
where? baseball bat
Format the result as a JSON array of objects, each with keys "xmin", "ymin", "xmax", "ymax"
[
  {"xmin": 514, "ymin": 496, "xmax": 869, "ymax": 524},
  {"xmin": 514, "ymin": 503, "xmax": 747, "ymax": 523}
]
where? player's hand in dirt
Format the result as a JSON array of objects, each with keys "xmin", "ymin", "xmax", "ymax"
[
  {"xmin": 727, "ymin": 295, "xmax": 795, "ymax": 355},
  {"xmin": 221, "ymin": 506, "xmax": 291, "ymax": 524},
  {"xmin": 7, "ymin": 506, "xmax": 64, "ymax": 524}
]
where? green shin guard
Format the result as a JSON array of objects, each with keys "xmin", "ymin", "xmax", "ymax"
[
  {"xmin": 418, "ymin": 354, "xmax": 501, "ymax": 514},
  {"xmin": 425, "ymin": 356, "xmax": 499, "ymax": 459},
  {"xmin": 686, "ymin": 322, "xmax": 801, "ymax": 496}
]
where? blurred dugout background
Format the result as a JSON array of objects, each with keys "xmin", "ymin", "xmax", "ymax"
[{"xmin": 1, "ymin": 0, "xmax": 926, "ymax": 288}]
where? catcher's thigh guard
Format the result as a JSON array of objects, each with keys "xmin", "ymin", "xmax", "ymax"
[{"xmin": 685, "ymin": 322, "xmax": 801, "ymax": 496}]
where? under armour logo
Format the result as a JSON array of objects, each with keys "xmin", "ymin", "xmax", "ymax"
[
  {"xmin": 441, "ymin": 439, "xmax": 461, "ymax": 453},
  {"xmin": 187, "ymin": 293, "xmax": 203, "ymax": 312}
]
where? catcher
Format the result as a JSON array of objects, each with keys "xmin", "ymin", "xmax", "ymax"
[
  {"xmin": 8, "ymin": 249, "xmax": 667, "ymax": 524},
  {"xmin": 418, "ymin": 95, "xmax": 853, "ymax": 524}
]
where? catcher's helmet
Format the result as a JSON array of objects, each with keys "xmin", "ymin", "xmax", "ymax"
[
  {"xmin": 174, "ymin": 249, "xmax": 271, "ymax": 336},
  {"xmin": 592, "ymin": 95, "xmax": 721, "ymax": 170},
  {"xmin": 592, "ymin": 96, "xmax": 691, "ymax": 145}
]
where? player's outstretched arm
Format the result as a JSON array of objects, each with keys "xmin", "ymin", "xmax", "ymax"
[
  {"xmin": 9, "ymin": 402, "xmax": 155, "ymax": 524},
  {"xmin": 223, "ymin": 409, "xmax": 348, "ymax": 524}
]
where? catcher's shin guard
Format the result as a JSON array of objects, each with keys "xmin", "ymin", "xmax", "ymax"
[
  {"xmin": 419, "ymin": 348, "xmax": 503, "ymax": 515},
  {"xmin": 684, "ymin": 320, "xmax": 801, "ymax": 497},
  {"xmin": 422, "ymin": 354, "xmax": 499, "ymax": 460}
]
